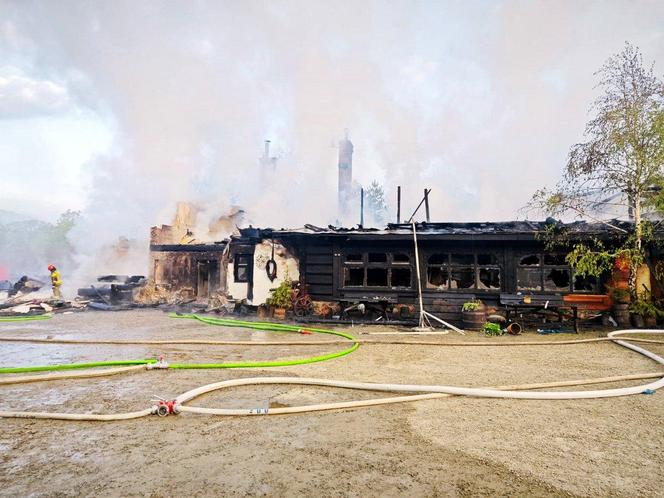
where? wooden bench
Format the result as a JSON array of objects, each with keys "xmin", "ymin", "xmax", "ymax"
[{"xmin": 500, "ymin": 293, "xmax": 612, "ymax": 333}]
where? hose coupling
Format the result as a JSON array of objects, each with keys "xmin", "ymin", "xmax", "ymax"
[
  {"xmin": 154, "ymin": 399, "xmax": 179, "ymax": 416},
  {"xmin": 147, "ymin": 355, "xmax": 169, "ymax": 369}
]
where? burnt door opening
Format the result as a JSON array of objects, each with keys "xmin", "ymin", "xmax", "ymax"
[{"xmin": 197, "ymin": 260, "xmax": 219, "ymax": 298}]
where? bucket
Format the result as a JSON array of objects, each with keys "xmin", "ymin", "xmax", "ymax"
[
  {"xmin": 613, "ymin": 304, "xmax": 630, "ymax": 327},
  {"xmin": 462, "ymin": 310, "xmax": 486, "ymax": 331}
]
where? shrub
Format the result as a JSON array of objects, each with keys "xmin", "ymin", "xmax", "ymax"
[
  {"xmin": 266, "ymin": 280, "xmax": 294, "ymax": 309},
  {"xmin": 462, "ymin": 299, "xmax": 483, "ymax": 312}
]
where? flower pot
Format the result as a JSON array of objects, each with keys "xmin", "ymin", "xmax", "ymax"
[
  {"xmin": 273, "ymin": 308, "xmax": 286, "ymax": 320},
  {"xmin": 613, "ymin": 303, "xmax": 631, "ymax": 327},
  {"xmin": 462, "ymin": 310, "xmax": 486, "ymax": 331},
  {"xmin": 644, "ymin": 315, "xmax": 657, "ymax": 328}
]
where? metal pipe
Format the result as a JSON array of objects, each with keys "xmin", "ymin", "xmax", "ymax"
[
  {"xmin": 397, "ymin": 186, "xmax": 401, "ymax": 223},
  {"xmin": 424, "ymin": 188, "xmax": 430, "ymax": 222},
  {"xmin": 360, "ymin": 187, "xmax": 364, "ymax": 227}
]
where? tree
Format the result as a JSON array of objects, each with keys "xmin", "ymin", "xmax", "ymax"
[
  {"xmin": 529, "ymin": 43, "xmax": 664, "ymax": 294},
  {"xmin": 365, "ymin": 180, "xmax": 388, "ymax": 227}
]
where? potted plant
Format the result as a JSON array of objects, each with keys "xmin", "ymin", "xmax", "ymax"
[
  {"xmin": 266, "ymin": 280, "xmax": 293, "ymax": 320},
  {"xmin": 461, "ymin": 299, "xmax": 486, "ymax": 331},
  {"xmin": 608, "ymin": 287, "xmax": 631, "ymax": 327},
  {"xmin": 629, "ymin": 290, "xmax": 662, "ymax": 328}
]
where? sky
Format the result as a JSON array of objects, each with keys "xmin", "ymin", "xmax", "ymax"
[{"xmin": 1, "ymin": 0, "xmax": 664, "ymax": 242}]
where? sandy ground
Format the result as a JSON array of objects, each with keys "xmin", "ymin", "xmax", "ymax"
[{"xmin": 0, "ymin": 309, "xmax": 663, "ymax": 497}]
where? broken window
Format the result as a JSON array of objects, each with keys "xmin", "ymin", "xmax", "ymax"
[
  {"xmin": 450, "ymin": 268, "xmax": 474, "ymax": 289},
  {"xmin": 344, "ymin": 267, "xmax": 364, "ymax": 286},
  {"xmin": 427, "ymin": 253, "xmax": 449, "ymax": 289},
  {"xmin": 478, "ymin": 268, "xmax": 500, "ymax": 290},
  {"xmin": 544, "ymin": 269, "xmax": 571, "ymax": 291},
  {"xmin": 427, "ymin": 266, "xmax": 449, "ymax": 288},
  {"xmin": 517, "ymin": 268, "xmax": 542, "ymax": 291},
  {"xmin": 234, "ymin": 254, "xmax": 251, "ymax": 283},
  {"xmin": 427, "ymin": 252, "xmax": 501, "ymax": 291},
  {"xmin": 366, "ymin": 268, "xmax": 388, "ymax": 287},
  {"xmin": 391, "ymin": 268, "xmax": 411, "ymax": 287},
  {"xmin": 517, "ymin": 252, "xmax": 575, "ymax": 292},
  {"xmin": 574, "ymin": 274, "xmax": 598, "ymax": 292}
]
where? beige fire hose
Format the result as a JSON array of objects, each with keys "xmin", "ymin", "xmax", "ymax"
[{"xmin": 0, "ymin": 330, "xmax": 663, "ymax": 420}]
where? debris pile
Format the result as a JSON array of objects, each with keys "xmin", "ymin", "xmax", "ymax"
[
  {"xmin": 77, "ymin": 275, "xmax": 147, "ymax": 310},
  {"xmin": 0, "ymin": 275, "xmax": 85, "ymax": 316}
]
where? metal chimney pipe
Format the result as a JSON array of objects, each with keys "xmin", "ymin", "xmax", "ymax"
[
  {"xmin": 424, "ymin": 188, "xmax": 430, "ymax": 223},
  {"xmin": 360, "ymin": 187, "xmax": 364, "ymax": 228},
  {"xmin": 397, "ymin": 186, "xmax": 401, "ymax": 223},
  {"xmin": 264, "ymin": 140, "xmax": 271, "ymax": 158}
]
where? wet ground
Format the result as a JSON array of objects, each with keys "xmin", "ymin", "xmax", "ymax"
[{"xmin": 1, "ymin": 309, "xmax": 663, "ymax": 497}]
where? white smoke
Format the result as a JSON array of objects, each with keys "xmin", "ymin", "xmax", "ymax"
[{"xmin": 1, "ymin": 0, "xmax": 663, "ymax": 285}]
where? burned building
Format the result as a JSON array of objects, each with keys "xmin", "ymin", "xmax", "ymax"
[{"xmin": 148, "ymin": 218, "xmax": 662, "ymax": 322}]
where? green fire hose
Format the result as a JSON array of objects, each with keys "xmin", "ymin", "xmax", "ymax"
[
  {"xmin": 0, "ymin": 314, "xmax": 52, "ymax": 323},
  {"xmin": 0, "ymin": 314, "xmax": 358, "ymax": 373}
]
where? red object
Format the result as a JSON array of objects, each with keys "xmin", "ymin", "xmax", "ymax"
[
  {"xmin": 47, "ymin": 264, "xmax": 56, "ymax": 271},
  {"xmin": 157, "ymin": 400, "xmax": 177, "ymax": 415},
  {"xmin": 298, "ymin": 329, "xmax": 312, "ymax": 335}
]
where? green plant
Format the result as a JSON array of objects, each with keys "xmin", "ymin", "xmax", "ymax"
[
  {"xmin": 266, "ymin": 280, "xmax": 294, "ymax": 309},
  {"xmin": 629, "ymin": 290, "xmax": 664, "ymax": 319},
  {"xmin": 483, "ymin": 322, "xmax": 504, "ymax": 336},
  {"xmin": 608, "ymin": 287, "xmax": 631, "ymax": 304},
  {"xmin": 462, "ymin": 299, "xmax": 483, "ymax": 312}
]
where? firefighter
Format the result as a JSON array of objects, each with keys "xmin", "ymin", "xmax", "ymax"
[{"xmin": 48, "ymin": 264, "xmax": 62, "ymax": 299}]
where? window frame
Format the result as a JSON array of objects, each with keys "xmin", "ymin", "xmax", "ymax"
[
  {"xmin": 342, "ymin": 251, "xmax": 413, "ymax": 289},
  {"xmin": 426, "ymin": 252, "xmax": 502, "ymax": 292},
  {"xmin": 516, "ymin": 252, "xmax": 598, "ymax": 293},
  {"xmin": 233, "ymin": 254, "xmax": 251, "ymax": 283}
]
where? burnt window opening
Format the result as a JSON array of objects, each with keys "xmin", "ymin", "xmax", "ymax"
[
  {"xmin": 517, "ymin": 268, "xmax": 542, "ymax": 291},
  {"xmin": 344, "ymin": 267, "xmax": 364, "ymax": 286},
  {"xmin": 544, "ymin": 269, "xmax": 570, "ymax": 291},
  {"xmin": 234, "ymin": 254, "xmax": 251, "ymax": 283},
  {"xmin": 392, "ymin": 253, "xmax": 410, "ymax": 264},
  {"xmin": 574, "ymin": 274, "xmax": 598, "ymax": 292},
  {"xmin": 427, "ymin": 267, "xmax": 449, "ymax": 288},
  {"xmin": 450, "ymin": 268, "xmax": 474, "ymax": 289},
  {"xmin": 520, "ymin": 254, "xmax": 540, "ymax": 266},
  {"xmin": 366, "ymin": 268, "xmax": 388, "ymax": 287},
  {"xmin": 427, "ymin": 253, "xmax": 449, "ymax": 288},
  {"xmin": 478, "ymin": 268, "xmax": 500, "ymax": 290},
  {"xmin": 343, "ymin": 251, "xmax": 413, "ymax": 289},
  {"xmin": 517, "ymin": 253, "xmax": 576, "ymax": 292},
  {"xmin": 368, "ymin": 253, "xmax": 387, "ymax": 263},
  {"xmin": 427, "ymin": 252, "xmax": 501, "ymax": 291},
  {"xmin": 391, "ymin": 268, "xmax": 411, "ymax": 287}
]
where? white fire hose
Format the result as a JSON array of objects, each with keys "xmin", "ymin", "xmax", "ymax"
[{"xmin": 0, "ymin": 330, "xmax": 663, "ymax": 420}]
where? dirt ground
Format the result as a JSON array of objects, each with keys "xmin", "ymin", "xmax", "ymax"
[{"xmin": 1, "ymin": 309, "xmax": 663, "ymax": 497}]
